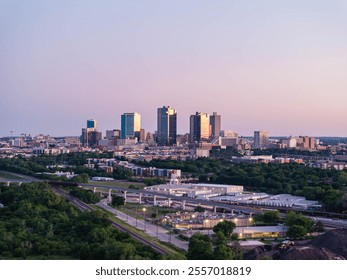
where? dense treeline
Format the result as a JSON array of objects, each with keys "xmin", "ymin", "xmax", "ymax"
[
  {"xmin": 137, "ymin": 159, "xmax": 347, "ymax": 212},
  {"xmin": 187, "ymin": 224, "xmax": 242, "ymax": 260},
  {"xmin": 210, "ymin": 147, "xmax": 242, "ymax": 159},
  {"xmin": 32, "ymin": 152, "xmax": 114, "ymax": 166},
  {"xmin": 69, "ymin": 188, "xmax": 101, "ymax": 204},
  {"xmin": 137, "ymin": 157, "xmax": 229, "ymax": 175},
  {"xmin": 0, "ymin": 155, "xmax": 132, "ymax": 181},
  {"xmin": 0, "ymin": 183, "xmax": 161, "ymax": 259},
  {"xmin": 252, "ymin": 148, "xmax": 331, "ymax": 157},
  {"xmin": 0, "ymin": 157, "xmax": 45, "ymax": 176}
]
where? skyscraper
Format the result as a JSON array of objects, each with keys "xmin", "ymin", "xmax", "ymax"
[
  {"xmin": 253, "ymin": 130, "xmax": 269, "ymax": 149},
  {"xmin": 157, "ymin": 106, "xmax": 177, "ymax": 146},
  {"xmin": 190, "ymin": 112, "xmax": 210, "ymax": 143},
  {"xmin": 87, "ymin": 119, "xmax": 97, "ymax": 130},
  {"xmin": 81, "ymin": 119, "xmax": 101, "ymax": 147},
  {"xmin": 121, "ymin": 113, "xmax": 141, "ymax": 139},
  {"xmin": 210, "ymin": 112, "xmax": 221, "ymax": 140}
]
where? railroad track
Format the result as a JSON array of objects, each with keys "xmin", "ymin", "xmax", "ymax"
[{"xmin": 51, "ymin": 186, "xmax": 170, "ymax": 255}]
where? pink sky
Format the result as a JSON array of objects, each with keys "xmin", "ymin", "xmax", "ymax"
[{"xmin": 0, "ymin": 0, "xmax": 346, "ymax": 136}]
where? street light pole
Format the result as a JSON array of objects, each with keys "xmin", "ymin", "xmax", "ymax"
[
  {"xmin": 143, "ymin": 208, "xmax": 146, "ymax": 231},
  {"xmin": 135, "ymin": 207, "xmax": 138, "ymax": 227},
  {"xmin": 156, "ymin": 210, "xmax": 159, "ymax": 238}
]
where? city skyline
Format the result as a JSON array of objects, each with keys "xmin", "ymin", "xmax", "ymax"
[
  {"xmin": 1, "ymin": 0, "xmax": 346, "ymax": 137},
  {"xmin": 1, "ymin": 105, "xmax": 347, "ymax": 138}
]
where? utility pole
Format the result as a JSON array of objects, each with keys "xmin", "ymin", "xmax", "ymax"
[
  {"xmin": 135, "ymin": 207, "xmax": 138, "ymax": 227},
  {"xmin": 156, "ymin": 210, "xmax": 159, "ymax": 237},
  {"xmin": 143, "ymin": 208, "xmax": 146, "ymax": 231},
  {"xmin": 168, "ymin": 229, "xmax": 172, "ymax": 244}
]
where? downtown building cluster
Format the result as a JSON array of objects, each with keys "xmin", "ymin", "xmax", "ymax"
[
  {"xmin": 78, "ymin": 106, "xmax": 325, "ymax": 153},
  {"xmin": 2, "ymin": 105, "xmax": 347, "ymax": 170},
  {"xmin": 80, "ymin": 106, "xmax": 225, "ymax": 148}
]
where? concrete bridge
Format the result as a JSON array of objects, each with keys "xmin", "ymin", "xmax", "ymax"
[{"xmin": 0, "ymin": 179, "xmax": 32, "ymax": 186}]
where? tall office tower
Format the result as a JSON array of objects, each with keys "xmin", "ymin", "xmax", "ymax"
[
  {"xmin": 121, "ymin": 113, "xmax": 141, "ymax": 139},
  {"xmin": 81, "ymin": 129, "xmax": 102, "ymax": 147},
  {"xmin": 190, "ymin": 112, "xmax": 210, "ymax": 143},
  {"xmin": 157, "ymin": 106, "xmax": 177, "ymax": 146},
  {"xmin": 87, "ymin": 119, "xmax": 97, "ymax": 130},
  {"xmin": 253, "ymin": 130, "xmax": 269, "ymax": 149},
  {"xmin": 210, "ymin": 112, "xmax": 221, "ymax": 140},
  {"xmin": 81, "ymin": 119, "xmax": 101, "ymax": 147}
]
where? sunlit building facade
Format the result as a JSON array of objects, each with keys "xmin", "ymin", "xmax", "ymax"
[
  {"xmin": 190, "ymin": 112, "xmax": 210, "ymax": 143},
  {"xmin": 121, "ymin": 112, "xmax": 141, "ymax": 139}
]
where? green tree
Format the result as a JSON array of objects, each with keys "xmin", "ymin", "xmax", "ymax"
[
  {"xmin": 287, "ymin": 225, "xmax": 307, "ymax": 239},
  {"xmin": 70, "ymin": 188, "xmax": 101, "ymax": 204},
  {"xmin": 213, "ymin": 220, "xmax": 236, "ymax": 239},
  {"xmin": 111, "ymin": 195, "xmax": 125, "ymax": 207},
  {"xmin": 187, "ymin": 234, "xmax": 214, "ymax": 260},
  {"xmin": 262, "ymin": 211, "xmax": 281, "ymax": 224},
  {"xmin": 214, "ymin": 231, "xmax": 228, "ymax": 245},
  {"xmin": 213, "ymin": 244, "xmax": 236, "ymax": 260},
  {"xmin": 70, "ymin": 173, "xmax": 89, "ymax": 183},
  {"xmin": 314, "ymin": 221, "xmax": 324, "ymax": 232},
  {"xmin": 285, "ymin": 212, "xmax": 314, "ymax": 233},
  {"xmin": 0, "ymin": 183, "xmax": 162, "ymax": 260},
  {"xmin": 194, "ymin": 206, "xmax": 205, "ymax": 213}
]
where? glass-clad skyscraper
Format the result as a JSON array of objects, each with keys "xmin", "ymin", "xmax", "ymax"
[
  {"xmin": 190, "ymin": 112, "xmax": 210, "ymax": 143},
  {"xmin": 157, "ymin": 106, "xmax": 177, "ymax": 146},
  {"xmin": 87, "ymin": 119, "xmax": 97, "ymax": 130},
  {"xmin": 121, "ymin": 113, "xmax": 141, "ymax": 139}
]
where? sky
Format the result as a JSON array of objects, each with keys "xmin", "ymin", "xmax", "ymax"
[{"xmin": 1, "ymin": 0, "xmax": 346, "ymax": 137}]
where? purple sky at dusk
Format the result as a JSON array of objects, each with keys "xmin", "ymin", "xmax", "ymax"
[{"xmin": 1, "ymin": 0, "xmax": 346, "ymax": 137}]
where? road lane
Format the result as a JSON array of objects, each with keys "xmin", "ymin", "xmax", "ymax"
[{"xmin": 96, "ymin": 200, "xmax": 188, "ymax": 251}]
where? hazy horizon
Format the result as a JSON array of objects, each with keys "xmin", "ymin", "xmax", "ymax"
[{"xmin": 1, "ymin": 0, "xmax": 346, "ymax": 137}]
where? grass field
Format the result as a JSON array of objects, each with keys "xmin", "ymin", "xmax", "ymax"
[
  {"xmin": 89, "ymin": 181, "xmax": 145, "ymax": 189},
  {"xmin": 118, "ymin": 203, "xmax": 178, "ymax": 220}
]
